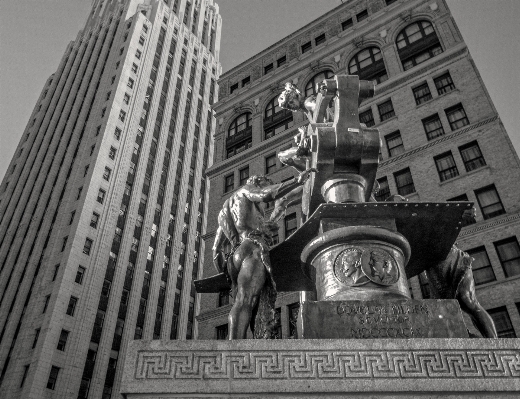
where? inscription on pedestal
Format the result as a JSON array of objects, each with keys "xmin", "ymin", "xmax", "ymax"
[{"xmin": 299, "ymin": 299, "xmax": 468, "ymax": 339}]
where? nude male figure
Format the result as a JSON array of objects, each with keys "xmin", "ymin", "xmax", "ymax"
[{"xmin": 212, "ymin": 169, "xmax": 315, "ymax": 339}]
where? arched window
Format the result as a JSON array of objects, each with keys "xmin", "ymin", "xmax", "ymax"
[
  {"xmin": 305, "ymin": 70, "xmax": 334, "ymax": 97},
  {"xmin": 348, "ymin": 47, "xmax": 388, "ymax": 84},
  {"xmin": 264, "ymin": 96, "xmax": 293, "ymax": 140},
  {"xmin": 228, "ymin": 113, "xmax": 251, "ymax": 137},
  {"xmin": 396, "ymin": 20, "xmax": 442, "ymax": 71},
  {"xmin": 226, "ymin": 112, "xmax": 252, "ymax": 159}
]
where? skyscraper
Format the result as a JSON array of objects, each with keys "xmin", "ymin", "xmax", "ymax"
[
  {"xmin": 197, "ymin": 0, "xmax": 520, "ymax": 341},
  {"xmin": 0, "ymin": 0, "xmax": 221, "ymax": 397}
]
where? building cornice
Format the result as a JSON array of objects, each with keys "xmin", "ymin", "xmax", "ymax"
[{"xmin": 458, "ymin": 212, "xmax": 520, "ymax": 239}]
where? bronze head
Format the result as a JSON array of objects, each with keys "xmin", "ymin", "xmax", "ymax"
[{"xmin": 278, "ymin": 82, "xmax": 306, "ymax": 112}]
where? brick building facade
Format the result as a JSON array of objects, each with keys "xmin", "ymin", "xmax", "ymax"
[
  {"xmin": 0, "ymin": 0, "xmax": 221, "ymax": 398},
  {"xmin": 198, "ymin": 0, "xmax": 520, "ymax": 340}
]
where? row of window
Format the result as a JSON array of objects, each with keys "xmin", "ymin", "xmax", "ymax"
[
  {"xmin": 225, "ymin": 72, "xmax": 462, "ymax": 161},
  {"xmin": 224, "ymin": 153, "xmax": 284, "ymax": 193},
  {"xmin": 228, "ymin": 18, "xmax": 444, "ymax": 96}
]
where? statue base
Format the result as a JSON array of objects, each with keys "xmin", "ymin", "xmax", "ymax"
[
  {"xmin": 121, "ymin": 339, "xmax": 520, "ymax": 398},
  {"xmin": 297, "ymin": 299, "xmax": 468, "ymax": 339}
]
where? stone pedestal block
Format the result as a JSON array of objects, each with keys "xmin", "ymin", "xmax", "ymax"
[
  {"xmin": 297, "ymin": 299, "xmax": 468, "ymax": 339},
  {"xmin": 121, "ymin": 339, "xmax": 520, "ymax": 398}
]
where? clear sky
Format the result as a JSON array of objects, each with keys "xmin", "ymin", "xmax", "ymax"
[{"xmin": 1, "ymin": 0, "xmax": 519, "ymax": 180}]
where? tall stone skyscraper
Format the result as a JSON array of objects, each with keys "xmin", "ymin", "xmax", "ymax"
[
  {"xmin": 0, "ymin": 0, "xmax": 221, "ymax": 398},
  {"xmin": 198, "ymin": 0, "xmax": 520, "ymax": 341}
]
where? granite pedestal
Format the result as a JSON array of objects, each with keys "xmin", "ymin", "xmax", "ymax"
[{"xmin": 121, "ymin": 338, "xmax": 520, "ymax": 398}]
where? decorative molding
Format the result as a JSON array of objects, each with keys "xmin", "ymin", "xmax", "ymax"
[
  {"xmin": 378, "ymin": 115, "xmax": 498, "ymax": 169},
  {"xmin": 459, "ymin": 212, "xmax": 520, "ymax": 238},
  {"xmin": 134, "ymin": 348, "xmax": 520, "ymax": 380}
]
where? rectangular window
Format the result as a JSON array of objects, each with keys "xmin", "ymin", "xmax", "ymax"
[
  {"xmin": 127, "ymin": 78, "xmax": 134, "ymax": 89},
  {"xmin": 422, "ymin": 114, "xmax": 445, "ymax": 140},
  {"xmin": 32, "ymin": 329, "xmax": 40, "ymax": 348},
  {"xmin": 69, "ymin": 211, "xmax": 75, "ymax": 225},
  {"xmin": 418, "ymin": 272, "xmax": 430, "ymax": 299},
  {"xmin": 47, "ymin": 366, "xmax": 60, "ymax": 390},
  {"xmin": 218, "ymin": 290, "xmax": 230, "ymax": 307},
  {"xmin": 445, "ymin": 103, "xmax": 469, "ymax": 130},
  {"xmin": 385, "ymin": 131, "xmax": 404, "ymax": 157},
  {"xmin": 216, "ymin": 324, "xmax": 228, "ymax": 340},
  {"xmin": 495, "ymin": 237, "xmax": 520, "ymax": 278},
  {"xmin": 21, "ymin": 365, "xmax": 29, "ymax": 387},
  {"xmin": 90, "ymin": 145, "xmax": 95, "ymax": 156},
  {"xmin": 375, "ymin": 177, "xmax": 390, "ymax": 202},
  {"xmin": 114, "ymin": 127, "xmax": 121, "ymax": 140},
  {"xmin": 109, "ymin": 146, "xmax": 117, "ymax": 160},
  {"xmin": 52, "ymin": 264, "xmax": 60, "ymax": 281},
  {"xmin": 123, "ymin": 93, "xmax": 130, "ymax": 105},
  {"xmin": 315, "ymin": 33, "xmax": 326, "ymax": 46},
  {"xmin": 131, "ymin": 63, "xmax": 138, "ymax": 73},
  {"xmin": 135, "ymin": 49, "xmax": 142, "ymax": 59},
  {"xmin": 103, "ymin": 167, "xmax": 111, "ymax": 181},
  {"xmin": 119, "ymin": 110, "xmax": 126, "ymax": 122},
  {"xmin": 90, "ymin": 213, "xmax": 99, "ymax": 229},
  {"xmin": 466, "ymin": 247, "xmax": 496, "ymax": 285},
  {"xmin": 75, "ymin": 266, "xmax": 85, "ymax": 284},
  {"xmin": 105, "ymin": 91, "xmax": 111, "ymax": 101},
  {"xmin": 341, "ymin": 18, "xmax": 353, "ymax": 31},
  {"xmin": 288, "ymin": 302, "xmax": 300, "ymax": 338},
  {"xmin": 83, "ymin": 238, "xmax": 93, "ymax": 255},
  {"xmin": 301, "ymin": 41, "xmax": 312, "ymax": 54},
  {"xmin": 487, "ymin": 306, "xmax": 517, "ymax": 338},
  {"xmin": 242, "ymin": 76, "xmax": 250, "ymax": 86},
  {"xmin": 434, "ymin": 151, "xmax": 459, "ymax": 182},
  {"xmin": 57, "ymin": 329, "xmax": 69, "ymax": 351},
  {"xmin": 434, "ymin": 72, "xmax": 455, "ymax": 95},
  {"xmin": 224, "ymin": 174, "xmax": 234, "ymax": 193},
  {"xmin": 139, "ymin": 35, "xmax": 145, "ymax": 45},
  {"xmin": 230, "ymin": 83, "xmax": 238, "ymax": 94},
  {"xmin": 359, "ymin": 109, "xmax": 375, "ymax": 127},
  {"xmin": 378, "ymin": 99, "xmax": 395, "ymax": 122},
  {"xmin": 277, "ymin": 56, "xmax": 286, "ymax": 67},
  {"xmin": 459, "ymin": 141, "xmax": 486, "ymax": 172},
  {"xmin": 84, "ymin": 165, "xmax": 89, "ymax": 177},
  {"xmin": 66, "ymin": 296, "xmax": 78, "ymax": 316},
  {"xmin": 475, "ymin": 185, "xmax": 505, "ymax": 220},
  {"xmin": 265, "ymin": 154, "xmax": 277, "ymax": 174},
  {"xmin": 61, "ymin": 236, "xmax": 68, "ymax": 252},
  {"xmin": 43, "ymin": 295, "xmax": 50, "ymax": 313},
  {"xmin": 394, "ymin": 168, "xmax": 415, "ymax": 196},
  {"xmin": 239, "ymin": 166, "xmax": 249, "ymax": 186},
  {"xmin": 448, "ymin": 193, "xmax": 469, "ymax": 201},
  {"xmin": 97, "ymin": 189, "xmax": 106, "ymax": 204},
  {"xmin": 264, "ymin": 63, "xmax": 273, "ymax": 74},
  {"xmin": 356, "ymin": 9, "xmax": 368, "ymax": 22},
  {"xmin": 285, "ymin": 213, "xmax": 297, "ymax": 238},
  {"xmin": 413, "ymin": 83, "xmax": 432, "ymax": 105}
]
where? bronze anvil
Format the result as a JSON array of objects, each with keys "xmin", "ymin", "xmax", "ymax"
[{"xmin": 303, "ymin": 74, "xmax": 380, "ymax": 216}]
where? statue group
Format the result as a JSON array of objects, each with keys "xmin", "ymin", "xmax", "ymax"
[{"xmin": 205, "ymin": 74, "xmax": 497, "ymax": 340}]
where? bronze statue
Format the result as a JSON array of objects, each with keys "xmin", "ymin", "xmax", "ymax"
[
  {"xmin": 212, "ymin": 170, "xmax": 315, "ymax": 339},
  {"xmin": 377, "ymin": 190, "xmax": 497, "ymax": 338}
]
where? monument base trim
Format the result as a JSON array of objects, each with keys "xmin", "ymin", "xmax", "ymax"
[{"xmin": 121, "ymin": 339, "xmax": 520, "ymax": 398}]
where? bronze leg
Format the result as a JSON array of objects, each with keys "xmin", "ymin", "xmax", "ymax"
[
  {"xmin": 228, "ymin": 244, "xmax": 267, "ymax": 339},
  {"xmin": 457, "ymin": 270, "xmax": 497, "ymax": 338}
]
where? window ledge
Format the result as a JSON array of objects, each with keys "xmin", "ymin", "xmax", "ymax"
[
  {"xmin": 473, "ymin": 273, "xmax": 520, "ymax": 292},
  {"xmin": 415, "ymin": 88, "xmax": 460, "ymax": 111},
  {"xmin": 375, "ymin": 115, "xmax": 398, "ymax": 127},
  {"xmin": 438, "ymin": 165, "xmax": 490, "ymax": 187}
]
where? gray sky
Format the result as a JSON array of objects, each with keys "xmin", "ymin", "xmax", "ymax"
[{"xmin": 1, "ymin": 0, "xmax": 519, "ymax": 180}]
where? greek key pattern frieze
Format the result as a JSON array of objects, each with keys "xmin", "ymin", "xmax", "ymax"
[{"xmin": 135, "ymin": 349, "xmax": 520, "ymax": 380}]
